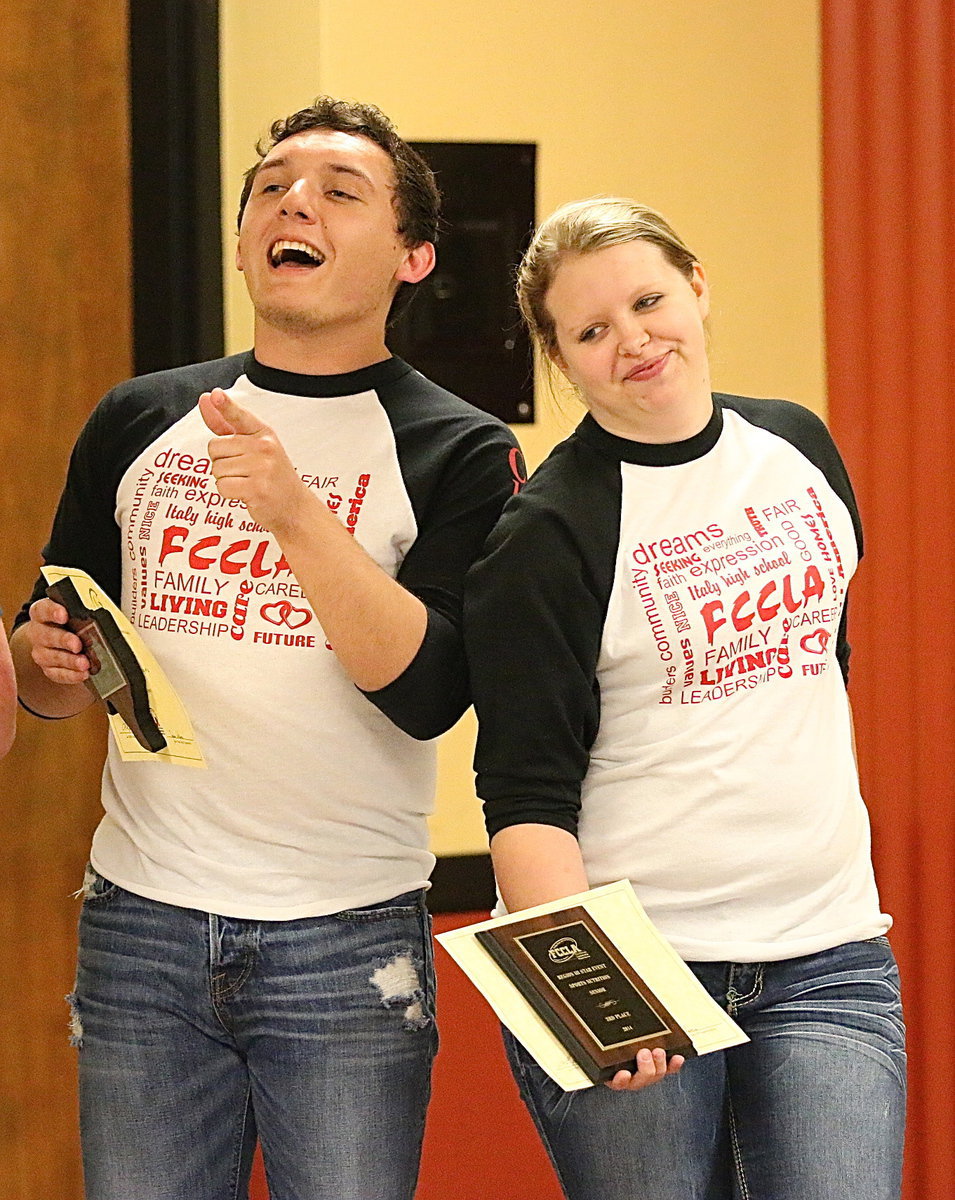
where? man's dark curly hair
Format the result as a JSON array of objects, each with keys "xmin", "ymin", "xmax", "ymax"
[{"xmin": 237, "ymin": 96, "xmax": 440, "ymax": 248}]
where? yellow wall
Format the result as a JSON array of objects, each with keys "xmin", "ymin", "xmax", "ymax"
[{"xmin": 220, "ymin": 0, "xmax": 824, "ymax": 855}]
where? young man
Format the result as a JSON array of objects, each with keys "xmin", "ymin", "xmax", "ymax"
[{"xmin": 13, "ymin": 97, "xmax": 521, "ymax": 1200}]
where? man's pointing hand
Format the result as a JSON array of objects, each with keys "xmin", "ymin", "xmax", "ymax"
[{"xmin": 199, "ymin": 388, "xmax": 307, "ymax": 536}]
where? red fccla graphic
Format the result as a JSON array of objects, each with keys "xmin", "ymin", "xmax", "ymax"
[
  {"xmin": 159, "ymin": 526, "xmax": 292, "ymax": 578},
  {"xmin": 700, "ymin": 565, "xmax": 825, "ymax": 645}
]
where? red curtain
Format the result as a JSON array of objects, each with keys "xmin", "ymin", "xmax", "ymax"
[{"xmin": 822, "ymin": 3, "xmax": 955, "ymax": 1194}]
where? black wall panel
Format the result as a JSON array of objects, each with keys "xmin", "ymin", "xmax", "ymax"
[
  {"xmin": 390, "ymin": 142, "xmax": 536, "ymax": 424},
  {"xmin": 129, "ymin": 0, "xmax": 223, "ymax": 374}
]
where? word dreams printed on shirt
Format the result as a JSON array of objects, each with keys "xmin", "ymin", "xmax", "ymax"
[
  {"xmin": 629, "ymin": 490, "xmax": 847, "ymax": 706},
  {"xmin": 125, "ymin": 446, "xmax": 371, "ymax": 650}
]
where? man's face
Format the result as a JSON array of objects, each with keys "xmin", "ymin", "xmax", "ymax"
[{"xmin": 237, "ymin": 129, "xmax": 431, "ymax": 342}]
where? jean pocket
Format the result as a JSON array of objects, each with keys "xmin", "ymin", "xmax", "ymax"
[
  {"xmin": 334, "ymin": 890, "xmax": 424, "ymax": 922},
  {"xmin": 79, "ymin": 863, "xmax": 119, "ymax": 904}
]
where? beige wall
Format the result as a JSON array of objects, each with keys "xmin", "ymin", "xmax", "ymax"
[{"xmin": 219, "ymin": 0, "xmax": 824, "ymax": 855}]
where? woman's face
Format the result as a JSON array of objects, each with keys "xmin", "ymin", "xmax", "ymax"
[{"xmin": 546, "ymin": 240, "xmax": 711, "ymax": 443}]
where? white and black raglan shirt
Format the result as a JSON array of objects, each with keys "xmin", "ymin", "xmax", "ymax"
[
  {"xmin": 19, "ymin": 352, "xmax": 521, "ymax": 919},
  {"xmin": 466, "ymin": 394, "xmax": 890, "ymax": 962}
]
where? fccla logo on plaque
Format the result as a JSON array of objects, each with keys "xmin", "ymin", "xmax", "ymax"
[{"xmin": 548, "ymin": 937, "xmax": 589, "ymax": 964}]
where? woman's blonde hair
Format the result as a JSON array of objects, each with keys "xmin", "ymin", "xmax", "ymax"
[{"xmin": 517, "ymin": 197, "xmax": 698, "ymax": 356}]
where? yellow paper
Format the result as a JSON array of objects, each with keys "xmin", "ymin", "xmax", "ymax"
[
  {"xmin": 42, "ymin": 565, "xmax": 205, "ymax": 768},
  {"xmin": 436, "ymin": 880, "xmax": 748, "ymax": 1091}
]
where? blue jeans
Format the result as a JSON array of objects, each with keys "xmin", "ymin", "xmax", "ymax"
[
  {"xmin": 504, "ymin": 939, "xmax": 906, "ymax": 1200},
  {"xmin": 71, "ymin": 870, "xmax": 437, "ymax": 1200}
]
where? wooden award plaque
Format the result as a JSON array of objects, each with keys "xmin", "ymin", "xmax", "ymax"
[
  {"xmin": 46, "ymin": 578, "xmax": 167, "ymax": 753},
  {"xmin": 477, "ymin": 906, "xmax": 696, "ymax": 1084}
]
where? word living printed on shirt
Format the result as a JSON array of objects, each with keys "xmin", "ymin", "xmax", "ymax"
[
  {"xmin": 126, "ymin": 443, "xmax": 372, "ymax": 650},
  {"xmin": 628, "ymin": 493, "xmax": 849, "ymax": 706}
]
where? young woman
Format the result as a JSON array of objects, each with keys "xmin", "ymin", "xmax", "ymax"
[{"xmin": 465, "ymin": 198, "xmax": 905, "ymax": 1200}]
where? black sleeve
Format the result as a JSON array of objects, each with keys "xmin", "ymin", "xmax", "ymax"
[
  {"xmin": 14, "ymin": 395, "xmax": 126, "ymax": 629},
  {"xmin": 464, "ymin": 442, "xmax": 620, "ymax": 839},
  {"xmin": 361, "ymin": 418, "xmax": 523, "ymax": 740},
  {"xmin": 720, "ymin": 395, "xmax": 862, "ymax": 684}
]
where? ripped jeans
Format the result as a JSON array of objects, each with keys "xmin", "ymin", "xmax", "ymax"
[{"xmin": 71, "ymin": 869, "xmax": 437, "ymax": 1200}]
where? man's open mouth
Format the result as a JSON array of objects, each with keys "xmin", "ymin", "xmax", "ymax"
[{"xmin": 268, "ymin": 240, "xmax": 325, "ymax": 267}]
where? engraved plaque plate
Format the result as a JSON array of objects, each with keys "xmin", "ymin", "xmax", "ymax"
[{"xmin": 477, "ymin": 906, "xmax": 695, "ymax": 1083}]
